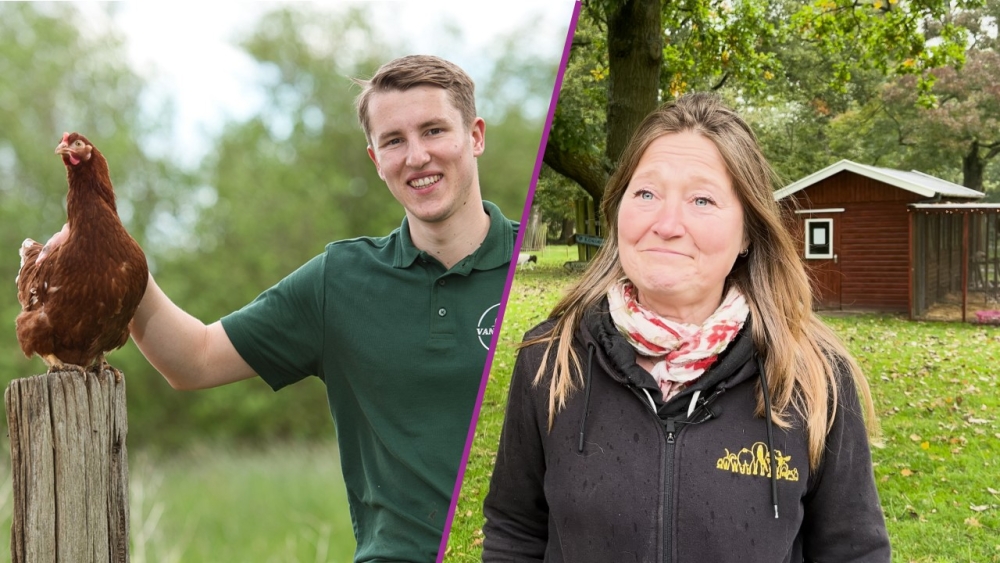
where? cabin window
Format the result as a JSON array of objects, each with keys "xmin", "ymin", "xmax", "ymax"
[{"xmin": 804, "ymin": 219, "xmax": 833, "ymax": 259}]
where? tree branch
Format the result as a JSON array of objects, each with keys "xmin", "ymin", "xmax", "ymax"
[
  {"xmin": 543, "ymin": 138, "xmax": 609, "ymax": 203},
  {"xmin": 711, "ymin": 72, "xmax": 730, "ymax": 91},
  {"xmin": 879, "ymin": 104, "xmax": 916, "ymax": 147},
  {"xmin": 984, "ymin": 144, "xmax": 1000, "ymax": 161}
]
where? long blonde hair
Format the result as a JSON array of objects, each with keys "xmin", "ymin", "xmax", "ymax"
[{"xmin": 533, "ymin": 93, "xmax": 878, "ymax": 470}]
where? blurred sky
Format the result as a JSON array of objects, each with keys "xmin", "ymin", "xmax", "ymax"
[{"xmin": 73, "ymin": 1, "xmax": 577, "ymax": 168}]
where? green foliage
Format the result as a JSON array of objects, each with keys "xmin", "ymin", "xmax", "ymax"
[
  {"xmin": 660, "ymin": 0, "xmax": 781, "ymax": 97},
  {"xmin": 747, "ymin": 25, "xmax": 1000, "ymax": 195},
  {"xmin": 168, "ymin": 6, "xmax": 400, "ymax": 287},
  {"xmin": 791, "ymin": 0, "xmax": 975, "ymax": 106},
  {"xmin": 827, "ymin": 49, "xmax": 1000, "ymax": 193},
  {"xmin": 532, "ymin": 165, "xmax": 589, "ymax": 235},
  {"xmin": 545, "ymin": 15, "xmax": 611, "ymax": 176},
  {"xmin": 542, "ymin": 0, "xmax": 976, "ymax": 229},
  {"xmin": 472, "ymin": 18, "xmax": 565, "ymax": 218}
]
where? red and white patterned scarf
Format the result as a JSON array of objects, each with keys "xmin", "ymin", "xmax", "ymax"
[{"xmin": 608, "ymin": 281, "xmax": 750, "ymax": 402}]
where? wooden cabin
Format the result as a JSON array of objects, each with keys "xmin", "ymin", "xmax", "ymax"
[{"xmin": 774, "ymin": 160, "xmax": 985, "ymax": 315}]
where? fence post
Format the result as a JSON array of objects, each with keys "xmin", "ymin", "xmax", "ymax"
[
  {"xmin": 573, "ymin": 198, "xmax": 604, "ymax": 262},
  {"xmin": 5, "ymin": 369, "xmax": 130, "ymax": 562}
]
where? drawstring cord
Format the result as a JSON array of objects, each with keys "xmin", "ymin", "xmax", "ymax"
[
  {"xmin": 756, "ymin": 353, "xmax": 779, "ymax": 519},
  {"xmin": 640, "ymin": 388, "xmax": 656, "ymax": 412},
  {"xmin": 577, "ymin": 343, "xmax": 596, "ymax": 453},
  {"xmin": 686, "ymin": 390, "xmax": 702, "ymax": 418}
]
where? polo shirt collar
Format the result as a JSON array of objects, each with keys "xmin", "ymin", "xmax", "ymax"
[{"xmin": 393, "ymin": 201, "xmax": 513, "ymax": 274}]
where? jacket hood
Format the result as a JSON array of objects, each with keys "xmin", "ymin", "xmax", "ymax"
[{"xmin": 579, "ymin": 297, "xmax": 759, "ymax": 418}]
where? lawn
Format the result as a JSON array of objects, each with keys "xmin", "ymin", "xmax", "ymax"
[
  {"xmin": 443, "ymin": 245, "xmax": 1000, "ymax": 563},
  {"xmin": 0, "ymin": 441, "xmax": 356, "ymax": 562}
]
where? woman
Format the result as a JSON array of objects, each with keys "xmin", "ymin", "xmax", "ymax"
[{"xmin": 481, "ymin": 93, "xmax": 890, "ymax": 562}]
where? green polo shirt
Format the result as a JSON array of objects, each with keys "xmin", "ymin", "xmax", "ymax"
[{"xmin": 220, "ymin": 201, "xmax": 516, "ymax": 562}]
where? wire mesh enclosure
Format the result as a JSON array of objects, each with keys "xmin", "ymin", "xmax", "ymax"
[{"xmin": 911, "ymin": 205, "xmax": 1000, "ymax": 322}]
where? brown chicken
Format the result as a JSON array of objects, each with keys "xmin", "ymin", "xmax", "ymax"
[{"xmin": 15, "ymin": 132, "xmax": 148, "ymax": 377}]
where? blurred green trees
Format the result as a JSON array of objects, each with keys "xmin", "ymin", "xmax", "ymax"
[{"xmin": 0, "ymin": 3, "xmax": 562, "ymax": 448}]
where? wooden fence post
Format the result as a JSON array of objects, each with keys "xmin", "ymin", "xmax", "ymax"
[{"xmin": 5, "ymin": 369, "xmax": 129, "ymax": 562}]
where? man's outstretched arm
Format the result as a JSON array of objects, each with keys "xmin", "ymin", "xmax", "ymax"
[{"xmin": 130, "ymin": 274, "xmax": 256, "ymax": 390}]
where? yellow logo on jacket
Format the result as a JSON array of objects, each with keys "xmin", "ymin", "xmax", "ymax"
[{"xmin": 716, "ymin": 442, "xmax": 799, "ymax": 482}]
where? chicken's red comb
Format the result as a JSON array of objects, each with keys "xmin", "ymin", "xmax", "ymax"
[{"xmin": 61, "ymin": 132, "xmax": 70, "ymax": 144}]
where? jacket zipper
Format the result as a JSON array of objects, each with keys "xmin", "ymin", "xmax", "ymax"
[
  {"xmin": 627, "ymin": 385, "xmax": 671, "ymax": 563},
  {"xmin": 663, "ymin": 418, "xmax": 677, "ymax": 563},
  {"xmin": 628, "ymin": 385, "xmax": 722, "ymax": 563}
]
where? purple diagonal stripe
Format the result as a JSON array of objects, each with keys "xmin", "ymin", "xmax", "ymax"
[{"xmin": 436, "ymin": 2, "xmax": 583, "ymax": 561}]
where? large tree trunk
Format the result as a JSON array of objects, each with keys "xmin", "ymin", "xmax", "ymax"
[
  {"xmin": 543, "ymin": 0, "xmax": 664, "ymax": 204},
  {"xmin": 963, "ymin": 140, "xmax": 984, "ymax": 192},
  {"xmin": 962, "ymin": 139, "xmax": 1000, "ymax": 194},
  {"xmin": 523, "ymin": 204, "xmax": 547, "ymax": 251},
  {"xmin": 557, "ymin": 216, "xmax": 577, "ymax": 244},
  {"xmin": 605, "ymin": 0, "xmax": 663, "ymax": 165},
  {"xmin": 5, "ymin": 370, "xmax": 129, "ymax": 563}
]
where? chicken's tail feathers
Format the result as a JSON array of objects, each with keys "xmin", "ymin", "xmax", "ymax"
[
  {"xmin": 16, "ymin": 238, "xmax": 41, "ymax": 288},
  {"xmin": 19, "ymin": 237, "xmax": 39, "ymax": 260}
]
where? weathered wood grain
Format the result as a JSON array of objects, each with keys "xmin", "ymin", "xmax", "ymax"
[{"xmin": 4, "ymin": 369, "xmax": 129, "ymax": 563}]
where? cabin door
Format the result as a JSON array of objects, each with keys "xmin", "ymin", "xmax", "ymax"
[{"xmin": 803, "ymin": 217, "xmax": 841, "ymax": 309}]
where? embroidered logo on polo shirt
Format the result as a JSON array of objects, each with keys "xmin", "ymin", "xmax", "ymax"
[
  {"xmin": 716, "ymin": 442, "xmax": 799, "ymax": 481},
  {"xmin": 477, "ymin": 303, "xmax": 500, "ymax": 349}
]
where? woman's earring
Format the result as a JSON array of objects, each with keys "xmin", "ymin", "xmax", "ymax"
[{"xmin": 740, "ymin": 247, "xmax": 749, "ymax": 257}]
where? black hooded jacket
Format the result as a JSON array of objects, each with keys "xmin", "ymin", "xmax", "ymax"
[{"xmin": 482, "ymin": 300, "xmax": 890, "ymax": 562}]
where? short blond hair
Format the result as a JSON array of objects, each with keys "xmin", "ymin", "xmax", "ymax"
[{"xmin": 354, "ymin": 55, "xmax": 477, "ymax": 146}]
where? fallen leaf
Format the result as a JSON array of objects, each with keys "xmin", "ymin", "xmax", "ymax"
[
  {"xmin": 965, "ymin": 516, "xmax": 981, "ymax": 527},
  {"xmin": 909, "ymin": 433, "xmax": 922, "ymax": 442},
  {"xmin": 988, "ymin": 487, "xmax": 999, "ymax": 495},
  {"xmin": 970, "ymin": 504, "xmax": 989, "ymax": 512},
  {"xmin": 901, "ymin": 468, "xmax": 914, "ymax": 477}
]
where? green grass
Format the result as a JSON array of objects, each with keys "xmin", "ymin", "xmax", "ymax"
[
  {"xmin": 827, "ymin": 315, "xmax": 1000, "ymax": 562},
  {"xmin": 0, "ymin": 441, "xmax": 356, "ymax": 563},
  {"xmin": 444, "ymin": 245, "xmax": 1000, "ymax": 562}
]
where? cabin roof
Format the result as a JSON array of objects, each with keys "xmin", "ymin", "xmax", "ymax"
[{"xmin": 773, "ymin": 159, "xmax": 985, "ymax": 201}]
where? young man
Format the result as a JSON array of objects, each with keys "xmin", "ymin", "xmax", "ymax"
[{"xmin": 129, "ymin": 55, "xmax": 518, "ymax": 562}]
